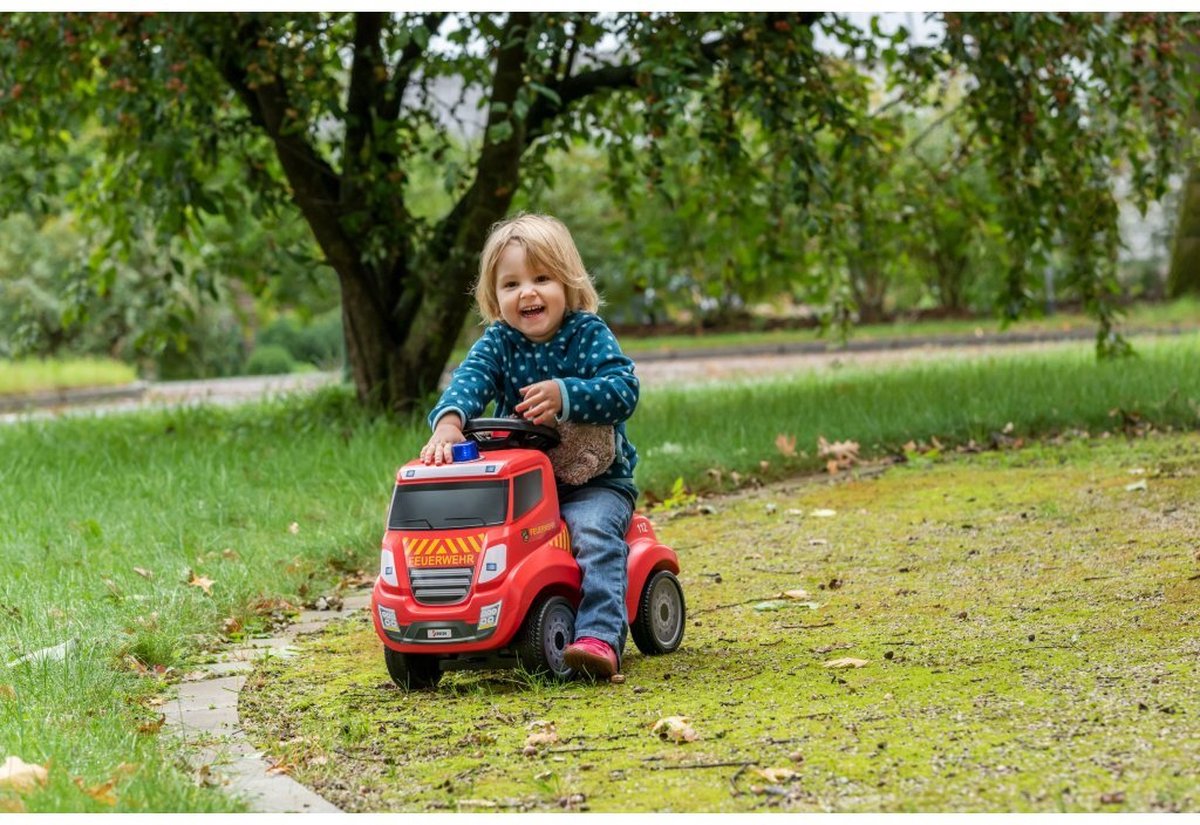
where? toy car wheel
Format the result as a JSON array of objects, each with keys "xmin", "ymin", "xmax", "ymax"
[
  {"xmin": 516, "ymin": 595, "xmax": 576, "ymax": 680},
  {"xmin": 383, "ymin": 646, "xmax": 443, "ymax": 690},
  {"xmin": 631, "ymin": 570, "xmax": 686, "ymax": 655}
]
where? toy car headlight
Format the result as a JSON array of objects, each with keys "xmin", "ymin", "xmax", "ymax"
[
  {"xmin": 380, "ymin": 548, "xmax": 399, "ymax": 586},
  {"xmin": 478, "ymin": 543, "xmax": 507, "ymax": 583}
]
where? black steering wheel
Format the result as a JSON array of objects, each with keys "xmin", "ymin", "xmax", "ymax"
[{"xmin": 462, "ymin": 417, "xmax": 561, "ymax": 452}]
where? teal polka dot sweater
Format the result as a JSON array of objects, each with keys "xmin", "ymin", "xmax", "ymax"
[{"xmin": 429, "ymin": 311, "xmax": 640, "ymax": 502}]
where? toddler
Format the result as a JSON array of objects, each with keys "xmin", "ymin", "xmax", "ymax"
[{"xmin": 420, "ymin": 213, "xmax": 639, "ymax": 679}]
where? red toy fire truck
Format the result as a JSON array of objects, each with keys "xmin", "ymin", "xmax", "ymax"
[{"xmin": 370, "ymin": 418, "xmax": 685, "ymax": 688}]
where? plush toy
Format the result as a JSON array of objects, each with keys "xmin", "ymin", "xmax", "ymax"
[{"xmin": 547, "ymin": 420, "xmax": 616, "ymax": 485}]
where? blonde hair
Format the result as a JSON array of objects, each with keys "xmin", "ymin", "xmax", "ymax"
[{"xmin": 474, "ymin": 213, "xmax": 601, "ymax": 323}]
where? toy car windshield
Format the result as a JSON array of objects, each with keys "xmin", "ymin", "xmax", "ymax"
[{"xmin": 387, "ymin": 480, "xmax": 509, "ymax": 531}]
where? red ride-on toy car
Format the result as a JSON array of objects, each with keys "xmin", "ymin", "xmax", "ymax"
[{"xmin": 370, "ymin": 418, "xmax": 685, "ymax": 688}]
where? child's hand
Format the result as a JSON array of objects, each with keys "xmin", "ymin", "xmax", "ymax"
[
  {"xmin": 516, "ymin": 380, "xmax": 562, "ymax": 426},
  {"xmin": 421, "ymin": 417, "xmax": 465, "ymax": 465}
]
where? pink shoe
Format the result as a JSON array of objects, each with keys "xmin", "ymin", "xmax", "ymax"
[{"xmin": 564, "ymin": 636, "xmax": 618, "ymax": 679}]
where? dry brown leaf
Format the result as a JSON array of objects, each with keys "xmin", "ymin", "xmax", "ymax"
[
  {"xmin": 0, "ymin": 756, "xmax": 48, "ymax": 793},
  {"xmin": 523, "ymin": 720, "xmax": 559, "ymax": 749},
  {"xmin": 823, "ymin": 657, "xmax": 870, "ymax": 669},
  {"xmin": 779, "ymin": 589, "xmax": 810, "ymax": 600},
  {"xmin": 902, "ymin": 440, "xmax": 917, "ymax": 453},
  {"xmin": 122, "ymin": 655, "xmax": 149, "ymax": 675},
  {"xmin": 196, "ymin": 764, "xmax": 220, "ymax": 788},
  {"xmin": 222, "ymin": 616, "xmax": 243, "ymax": 636},
  {"xmin": 651, "ymin": 716, "xmax": 698, "ymax": 743},
  {"xmin": 265, "ymin": 759, "xmax": 293, "ymax": 776},
  {"xmin": 0, "ymin": 798, "xmax": 25, "ymax": 812},
  {"xmin": 137, "ymin": 714, "xmax": 165, "ymax": 735},
  {"xmin": 187, "ymin": 572, "xmax": 214, "ymax": 596},
  {"xmin": 132, "ymin": 567, "xmax": 153, "ymax": 580},
  {"xmin": 817, "ymin": 436, "xmax": 860, "ymax": 472},
  {"xmin": 775, "ymin": 433, "xmax": 797, "ymax": 458},
  {"xmin": 74, "ymin": 776, "xmax": 118, "ymax": 806},
  {"xmin": 756, "ymin": 767, "xmax": 799, "ymax": 782},
  {"xmin": 221, "ymin": 548, "xmax": 240, "ymax": 561},
  {"xmin": 0, "ymin": 685, "xmax": 14, "ymax": 700}
]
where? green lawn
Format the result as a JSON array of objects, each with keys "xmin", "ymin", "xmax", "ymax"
[
  {"xmin": 0, "ymin": 334, "xmax": 1198, "ymax": 811},
  {"xmin": 614, "ymin": 294, "xmax": 1200, "ymax": 358},
  {"xmin": 240, "ymin": 432, "xmax": 1200, "ymax": 811},
  {"xmin": 0, "ymin": 357, "xmax": 137, "ymax": 396}
]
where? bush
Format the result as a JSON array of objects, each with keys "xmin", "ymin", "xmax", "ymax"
[
  {"xmin": 244, "ymin": 344, "xmax": 296, "ymax": 376},
  {"xmin": 256, "ymin": 310, "xmax": 343, "ymax": 369}
]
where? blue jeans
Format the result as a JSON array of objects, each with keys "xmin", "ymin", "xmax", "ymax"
[{"xmin": 559, "ymin": 485, "xmax": 633, "ymax": 658}]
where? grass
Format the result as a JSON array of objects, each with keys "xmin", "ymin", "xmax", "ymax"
[
  {"xmin": 628, "ymin": 333, "xmax": 1200, "ymax": 498},
  {"xmin": 446, "ymin": 295, "xmax": 1200, "ymax": 362},
  {"xmin": 614, "ymin": 295, "xmax": 1200, "ymax": 357},
  {"xmin": 238, "ymin": 431, "xmax": 1200, "ymax": 812},
  {"xmin": 0, "ymin": 334, "xmax": 1198, "ymax": 810},
  {"xmin": 0, "ymin": 357, "xmax": 138, "ymax": 396}
]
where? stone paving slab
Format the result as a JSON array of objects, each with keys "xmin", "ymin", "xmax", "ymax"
[{"xmin": 162, "ymin": 588, "xmax": 373, "ymax": 813}]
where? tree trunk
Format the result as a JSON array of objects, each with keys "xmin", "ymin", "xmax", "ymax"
[
  {"xmin": 1167, "ymin": 166, "xmax": 1200, "ymax": 297},
  {"xmin": 1167, "ymin": 31, "xmax": 1200, "ymax": 297}
]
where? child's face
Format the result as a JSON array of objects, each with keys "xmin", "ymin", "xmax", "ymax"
[{"xmin": 495, "ymin": 242, "xmax": 567, "ymax": 342}]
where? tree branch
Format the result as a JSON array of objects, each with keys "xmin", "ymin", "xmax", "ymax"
[
  {"xmin": 344, "ymin": 11, "xmax": 385, "ymax": 184},
  {"xmin": 524, "ymin": 12, "xmax": 823, "ymax": 146},
  {"xmin": 381, "ymin": 12, "xmax": 449, "ymax": 122}
]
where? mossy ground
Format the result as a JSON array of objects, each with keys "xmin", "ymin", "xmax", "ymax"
[{"xmin": 239, "ymin": 431, "xmax": 1200, "ymax": 812}]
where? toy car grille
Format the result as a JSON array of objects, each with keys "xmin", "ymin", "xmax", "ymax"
[{"xmin": 409, "ymin": 567, "xmax": 475, "ymax": 605}]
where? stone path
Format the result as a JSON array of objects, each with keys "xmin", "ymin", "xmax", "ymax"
[{"xmin": 163, "ymin": 591, "xmax": 372, "ymax": 813}]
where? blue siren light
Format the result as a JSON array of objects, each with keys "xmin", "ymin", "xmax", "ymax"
[{"xmin": 452, "ymin": 441, "xmax": 481, "ymax": 462}]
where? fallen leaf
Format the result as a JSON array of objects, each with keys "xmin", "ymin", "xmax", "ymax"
[
  {"xmin": 222, "ymin": 616, "xmax": 243, "ymax": 636},
  {"xmin": 0, "ymin": 799, "xmax": 25, "ymax": 812},
  {"xmin": 122, "ymin": 655, "xmax": 149, "ymax": 675},
  {"xmin": 651, "ymin": 715, "xmax": 698, "ymax": 743},
  {"xmin": 74, "ymin": 776, "xmax": 118, "ymax": 806},
  {"xmin": 221, "ymin": 548, "xmax": 240, "ymax": 561},
  {"xmin": 811, "ymin": 509, "xmax": 837, "ymax": 518},
  {"xmin": 187, "ymin": 572, "xmax": 214, "ymax": 596},
  {"xmin": 132, "ymin": 567, "xmax": 153, "ymax": 580},
  {"xmin": 817, "ymin": 436, "xmax": 860, "ymax": 471},
  {"xmin": 0, "ymin": 685, "xmax": 13, "ymax": 700},
  {"xmin": 137, "ymin": 714, "xmax": 165, "ymax": 735},
  {"xmin": 775, "ymin": 433, "xmax": 797, "ymax": 458},
  {"xmin": 1124, "ymin": 480, "xmax": 1147, "ymax": 492},
  {"xmin": 195, "ymin": 764, "xmax": 220, "ymax": 788},
  {"xmin": 779, "ymin": 589, "xmax": 810, "ymax": 600},
  {"xmin": 0, "ymin": 756, "xmax": 48, "ymax": 792},
  {"xmin": 756, "ymin": 767, "xmax": 799, "ymax": 782},
  {"xmin": 823, "ymin": 657, "xmax": 870, "ymax": 669},
  {"xmin": 288, "ymin": 522, "xmax": 300, "ymax": 534},
  {"xmin": 524, "ymin": 720, "xmax": 558, "ymax": 748},
  {"xmin": 1100, "ymin": 791, "xmax": 1126, "ymax": 805}
]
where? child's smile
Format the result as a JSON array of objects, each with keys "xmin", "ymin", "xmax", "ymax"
[{"xmin": 496, "ymin": 242, "xmax": 567, "ymax": 343}]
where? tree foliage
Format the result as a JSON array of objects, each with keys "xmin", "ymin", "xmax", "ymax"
[{"xmin": 0, "ymin": 12, "xmax": 1190, "ymax": 409}]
